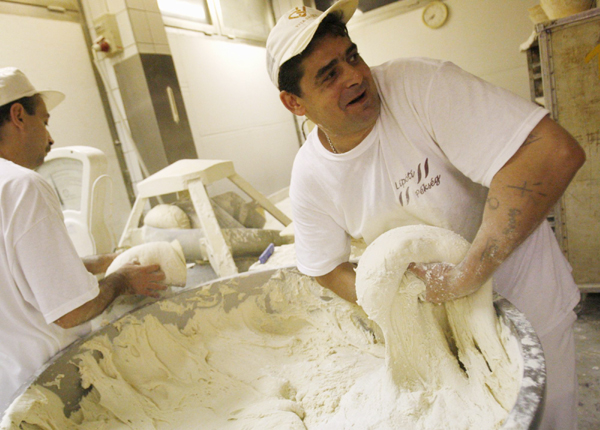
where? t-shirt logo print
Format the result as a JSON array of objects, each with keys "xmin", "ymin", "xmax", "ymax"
[
  {"xmin": 398, "ymin": 158, "xmax": 430, "ymax": 207},
  {"xmin": 289, "ymin": 7, "xmax": 307, "ymax": 19}
]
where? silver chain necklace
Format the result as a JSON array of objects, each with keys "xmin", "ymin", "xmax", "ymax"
[{"xmin": 325, "ymin": 133, "xmax": 338, "ymax": 154}]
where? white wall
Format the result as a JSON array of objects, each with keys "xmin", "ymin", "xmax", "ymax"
[
  {"xmin": 348, "ymin": 0, "xmax": 538, "ymax": 100},
  {"xmin": 79, "ymin": 0, "xmax": 168, "ymax": 191},
  {"xmin": 0, "ymin": 12, "xmax": 132, "ymax": 240},
  {"xmin": 166, "ymin": 28, "xmax": 300, "ymax": 197}
]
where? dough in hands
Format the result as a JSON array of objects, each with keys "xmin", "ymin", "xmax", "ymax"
[
  {"xmin": 144, "ymin": 204, "xmax": 191, "ymax": 229},
  {"xmin": 106, "ymin": 241, "xmax": 187, "ymax": 287},
  {"xmin": 355, "ymin": 224, "xmax": 520, "ymax": 412}
]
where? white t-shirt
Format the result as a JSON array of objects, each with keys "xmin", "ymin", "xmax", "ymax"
[
  {"xmin": 290, "ymin": 58, "xmax": 579, "ymax": 336},
  {"xmin": 0, "ymin": 159, "xmax": 99, "ymax": 409}
]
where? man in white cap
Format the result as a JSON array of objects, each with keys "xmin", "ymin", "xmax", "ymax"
[
  {"xmin": 0, "ymin": 67, "xmax": 167, "ymax": 408},
  {"xmin": 267, "ymin": 1, "xmax": 585, "ymax": 428}
]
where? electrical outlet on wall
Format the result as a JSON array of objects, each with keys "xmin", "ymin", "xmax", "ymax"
[{"xmin": 92, "ymin": 14, "xmax": 123, "ymax": 57}]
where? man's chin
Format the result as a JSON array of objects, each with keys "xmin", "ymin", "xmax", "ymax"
[{"xmin": 36, "ymin": 156, "xmax": 48, "ymax": 168}]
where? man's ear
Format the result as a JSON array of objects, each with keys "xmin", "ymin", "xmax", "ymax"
[
  {"xmin": 9, "ymin": 103, "xmax": 26, "ymax": 130},
  {"xmin": 280, "ymin": 91, "xmax": 306, "ymax": 117}
]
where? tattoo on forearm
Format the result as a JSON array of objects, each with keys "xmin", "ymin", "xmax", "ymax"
[
  {"xmin": 504, "ymin": 208, "xmax": 522, "ymax": 235},
  {"xmin": 523, "ymin": 132, "xmax": 542, "ymax": 147},
  {"xmin": 506, "ymin": 181, "xmax": 547, "ymax": 204},
  {"xmin": 481, "ymin": 238, "xmax": 500, "ymax": 262},
  {"xmin": 486, "ymin": 197, "xmax": 500, "ymax": 210}
]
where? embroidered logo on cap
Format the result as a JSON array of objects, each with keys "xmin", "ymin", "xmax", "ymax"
[{"xmin": 289, "ymin": 7, "xmax": 307, "ymax": 19}]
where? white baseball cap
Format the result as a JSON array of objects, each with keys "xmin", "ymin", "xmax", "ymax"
[
  {"xmin": 266, "ymin": 0, "xmax": 358, "ymax": 88},
  {"xmin": 0, "ymin": 67, "xmax": 65, "ymax": 111}
]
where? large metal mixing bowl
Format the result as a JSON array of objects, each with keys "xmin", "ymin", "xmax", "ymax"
[{"xmin": 2, "ymin": 268, "xmax": 546, "ymax": 428}]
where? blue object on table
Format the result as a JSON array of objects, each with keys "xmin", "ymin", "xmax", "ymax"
[{"xmin": 259, "ymin": 243, "xmax": 275, "ymax": 264}]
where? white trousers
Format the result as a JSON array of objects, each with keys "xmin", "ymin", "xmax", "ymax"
[{"xmin": 538, "ymin": 311, "xmax": 578, "ymax": 430}]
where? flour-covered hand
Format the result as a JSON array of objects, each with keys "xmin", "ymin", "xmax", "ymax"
[{"xmin": 407, "ymin": 262, "xmax": 479, "ymax": 304}]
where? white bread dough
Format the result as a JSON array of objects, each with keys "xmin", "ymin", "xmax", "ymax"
[
  {"xmin": 105, "ymin": 241, "xmax": 186, "ymax": 287},
  {"xmin": 356, "ymin": 225, "xmax": 519, "ymax": 410},
  {"xmin": 144, "ymin": 204, "xmax": 191, "ymax": 229},
  {"xmin": 3, "ymin": 228, "xmax": 522, "ymax": 429}
]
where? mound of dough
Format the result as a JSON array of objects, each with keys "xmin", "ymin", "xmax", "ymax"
[
  {"xmin": 144, "ymin": 204, "xmax": 191, "ymax": 229},
  {"xmin": 355, "ymin": 225, "xmax": 520, "ymax": 412},
  {"xmin": 106, "ymin": 241, "xmax": 187, "ymax": 287},
  {"xmin": 3, "ymin": 260, "xmax": 524, "ymax": 429}
]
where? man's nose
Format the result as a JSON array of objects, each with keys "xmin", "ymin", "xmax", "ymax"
[
  {"xmin": 48, "ymin": 131, "xmax": 54, "ymax": 146},
  {"xmin": 341, "ymin": 63, "xmax": 361, "ymax": 87}
]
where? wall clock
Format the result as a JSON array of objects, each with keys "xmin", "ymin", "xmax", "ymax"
[{"xmin": 422, "ymin": 1, "xmax": 449, "ymax": 29}]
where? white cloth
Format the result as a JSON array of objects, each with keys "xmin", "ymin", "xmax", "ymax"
[
  {"xmin": 290, "ymin": 58, "xmax": 579, "ymax": 425},
  {"xmin": 0, "ymin": 159, "xmax": 99, "ymax": 409},
  {"xmin": 538, "ymin": 311, "xmax": 578, "ymax": 430}
]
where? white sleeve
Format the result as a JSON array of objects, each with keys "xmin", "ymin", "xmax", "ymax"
[
  {"xmin": 390, "ymin": 60, "xmax": 549, "ymax": 187},
  {"xmin": 10, "ymin": 178, "xmax": 99, "ymax": 325},
  {"xmin": 289, "ymin": 148, "xmax": 351, "ymax": 277}
]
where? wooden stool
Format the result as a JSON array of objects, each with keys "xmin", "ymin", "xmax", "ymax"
[{"xmin": 118, "ymin": 159, "xmax": 291, "ymax": 278}]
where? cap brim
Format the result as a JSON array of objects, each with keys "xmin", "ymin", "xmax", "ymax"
[{"xmin": 39, "ymin": 90, "xmax": 65, "ymax": 111}]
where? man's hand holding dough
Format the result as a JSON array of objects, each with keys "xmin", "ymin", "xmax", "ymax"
[{"xmin": 54, "ymin": 264, "xmax": 166, "ymax": 329}]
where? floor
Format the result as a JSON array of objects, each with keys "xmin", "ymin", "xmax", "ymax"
[{"xmin": 575, "ymin": 293, "xmax": 600, "ymax": 429}]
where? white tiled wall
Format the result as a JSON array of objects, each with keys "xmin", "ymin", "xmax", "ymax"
[
  {"xmin": 83, "ymin": 0, "xmax": 170, "ymax": 58},
  {"xmin": 128, "ymin": 9, "xmax": 153, "ymax": 44},
  {"xmin": 115, "ymin": 10, "xmax": 135, "ymax": 48},
  {"xmin": 80, "ymin": 0, "xmax": 174, "ymax": 191},
  {"xmin": 125, "ymin": 0, "xmax": 145, "ymax": 10},
  {"xmin": 106, "ymin": 0, "xmax": 126, "ymax": 13},
  {"xmin": 80, "ymin": 0, "xmax": 299, "ymax": 198},
  {"xmin": 147, "ymin": 11, "xmax": 169, "ymax": 46}
]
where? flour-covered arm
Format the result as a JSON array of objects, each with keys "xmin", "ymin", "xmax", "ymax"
[
  {"xmin": 54, "ymin": 263, "xmax": 166, "ymax": 329},
  {"xmin": 409, "ymin": 116, "xmax": 585, "ymax": 303}
]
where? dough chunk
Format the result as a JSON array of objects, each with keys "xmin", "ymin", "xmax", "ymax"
[
  {"xmin": 106, "ymin": 241, "xmax": 187, "ymax": 287},
  {"xmin": 355, "ymin": 225, "xmax": 520, "ymax": 412},
  {"xmin": 144, "ymin": 205, "xmax": 191, "ymax": 229}
]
